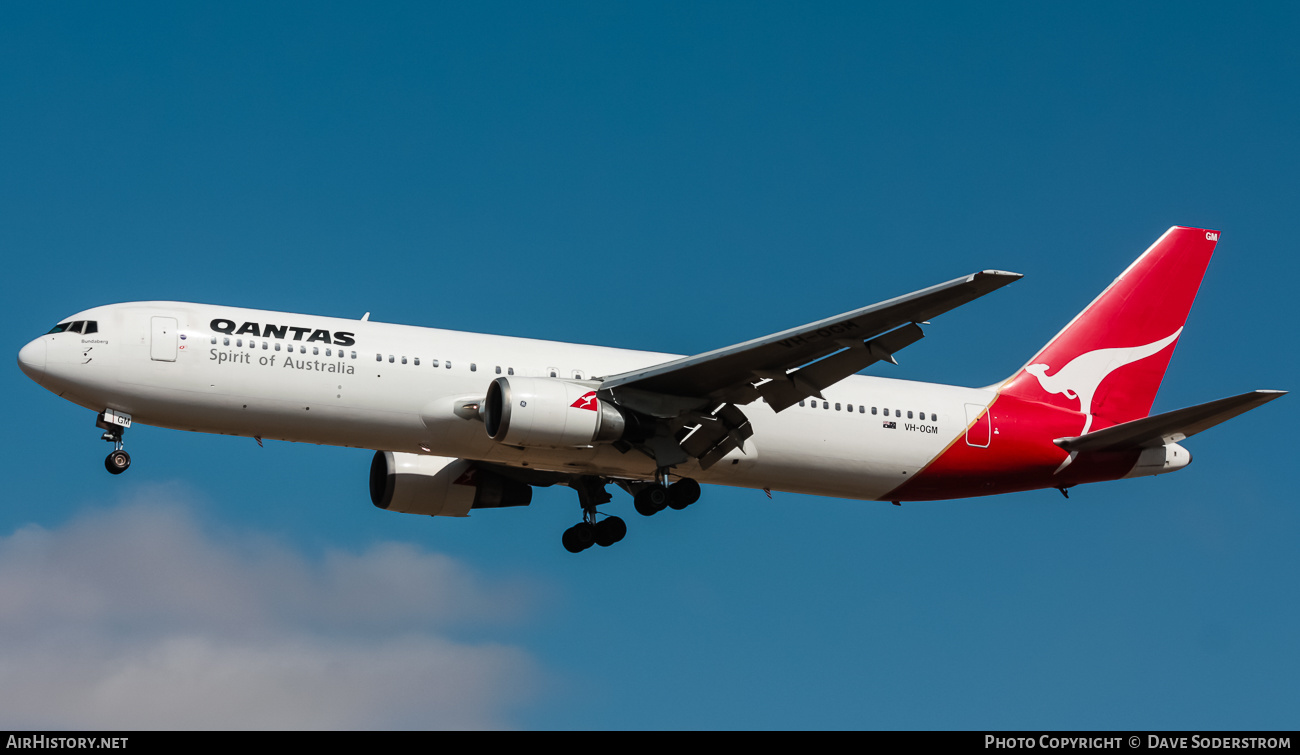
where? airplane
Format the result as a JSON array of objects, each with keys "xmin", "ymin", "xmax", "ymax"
[{"xmin": 16, "ymin": 226, "xmax": 1285, "ymax": 553}]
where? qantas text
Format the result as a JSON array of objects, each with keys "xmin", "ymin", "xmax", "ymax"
[{"xmin": 210, "ymin": 319, "xmax": 355, "ymax": 347}]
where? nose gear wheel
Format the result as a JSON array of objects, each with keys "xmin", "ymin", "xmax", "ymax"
[{"xmin": 96, "ymin": 410, "xmax": 133, "ymax": 475}]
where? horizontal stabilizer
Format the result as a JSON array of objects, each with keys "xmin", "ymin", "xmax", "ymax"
[{"xmin": 1054, "ymin": 390, "xmax": 1286, "ymax": 453}]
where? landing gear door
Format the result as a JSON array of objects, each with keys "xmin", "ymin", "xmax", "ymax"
[{"xmin": 150, "ymin": 316, "xmax": 178, "ymax": 362}]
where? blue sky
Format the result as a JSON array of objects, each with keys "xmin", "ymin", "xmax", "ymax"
[{"xmin": 2, "ymin": 2, "xmax": 1296, "ymax": 730}]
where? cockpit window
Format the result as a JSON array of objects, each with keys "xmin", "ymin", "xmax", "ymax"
[{"xmin": 46, "ymin": 320, "xmax": 97, "ymax": 335}]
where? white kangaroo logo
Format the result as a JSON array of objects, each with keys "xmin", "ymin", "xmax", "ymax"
[{"xmin": 1024, "ymin": 328, "xmax": 1182, "ymax": 436}]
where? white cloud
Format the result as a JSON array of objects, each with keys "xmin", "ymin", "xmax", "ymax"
[{"xmin": 0, "ymin": 489, "xmax": 543, "ymax": 729}]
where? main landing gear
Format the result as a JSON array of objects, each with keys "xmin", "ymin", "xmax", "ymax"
[
  {"xmin": 96, "ymin": 409, "xmax": 133, "ymax": 475},
  {"xmin": 633, "ymin": 474, "xmax": 700, "ymax": 516},
  {"xmin": 560, "ymin": 472, "xmax": 701, "ymax": 553},
  {"xmin": 562, "ymin": 477, "xmax": 626, "ymax": 553}
]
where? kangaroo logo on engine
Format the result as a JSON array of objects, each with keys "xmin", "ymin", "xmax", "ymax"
[{"xmin": 571, "ymin": 391, "xmax": 599, "ymax": 411}]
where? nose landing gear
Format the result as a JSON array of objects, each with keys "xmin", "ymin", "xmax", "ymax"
[{"xmin": 97, "ymin": 409, "xmax": 132, "ymax": 475}]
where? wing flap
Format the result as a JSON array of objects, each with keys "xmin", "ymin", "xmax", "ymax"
[{"xmin": 757, "ymin": 323, "xmax": 926, "ymax": 412}]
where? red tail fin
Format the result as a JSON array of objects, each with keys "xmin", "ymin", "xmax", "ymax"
[{"xmin": 999, "ymin": 226, "xmax": 1219, "ymax": 433}]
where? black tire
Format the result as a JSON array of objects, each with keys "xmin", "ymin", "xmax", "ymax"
[
  {"xmin": 105, "ymin": 450, "xmax": 131, "ymax": 475},
  {"xmin": 634, "ymin": 485, "xmax": 668, "ymax": 516},
  {"xmin": 595, "ymin": 516, "xmax": 626, "ymax": 546},
  {"xmin": 563, "ymin": 522, "xmax": 596, "ymax": 553},
  {"xmin": 668, "ymin": 478, "xmax": 700, "ymax": 509}
]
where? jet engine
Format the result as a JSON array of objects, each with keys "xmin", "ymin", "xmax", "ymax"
[
  {"xmin": 482, "ymin": 376, "xmax": 628, "ymax": 448},
  {"xmin": 369, "ymin": 452, "xmax": 532, "ymax": 517}
]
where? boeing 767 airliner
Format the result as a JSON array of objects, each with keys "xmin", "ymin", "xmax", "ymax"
[{"xmin": 17, "ymin": 227, "xmax": 1284, "ymax": 552}]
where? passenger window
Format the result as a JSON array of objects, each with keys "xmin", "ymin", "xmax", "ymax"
[
  {"xmin": 799, "ymin": 400, "xmax": 805, "ymax": 407},
  {"xmin": 931, "ymin": 413, "xmax": 937, "ymax": 422},
  {"xmin": 388, "ymin": 355, "xmax": 394, "ymax": 363},
  {"xmin": 495, "ymin": 366, "xmax": 502, "ymax": 375},
  {"xmin": 470, "ymin": 363, "xmax": 477, "ymax": 372},
  {"xmin": 263, "ymin": 342, "xmax": 268, "ymax": 350},
  {"xmin": 351, "ymin": 351, "xmax": 357, "ymax": 359},
  {"xmin": 508, "ymin": 367, "xmax": 514, "ymax": 375},
  {"xmin": 274, "ymin": 343, "xmax": 280, "ymax": 351},
  {"xmin": 376, "ymin": 354, "xmax": 382, "ymax": 362},
  {"xmin": 236, "ymin": 339, "xmax": 242, "ymax": 347},
  {"xmin": 326, "ymin": 348, "xmax": 332, "ymax": 357},
  {"xmin": 431, "ymin": 359, "xmax": 439, "ymax": 367},
  {"xmin": 907, "ymin": 411, "xmax": 913, "ymax": 419},
  {"xmin": 211, "ymin": 336, "xmax": 217, "ymax": 345},
  {"xmin": 313, "ymin": 347, "xmax": 319, "ymax": 356},
  {"xmin": 414, "ymin": 357, "xmax": 419, "ymax": 366},
  {"xmin": 835, "ymin": 403, "xmax": 841, "ymax": 411},
  {"xmin": 445, "ymin": 361, "xmax": 452, "ymax": 369},
  {"xmin": 224, "ymin": 338, "xmax": 230, "ymax": 346},
  {"xmin": 872, "ymin": 407, "xmax": 877, "ymax": 415},
  {"xmin": 859, "ymin": 406, "xmax": 865, "ymax": 414},
  {"xmin": 822, "ymin": 401, "xmax": 829, "ymax": 410},
  {"xmin": 895, "ymin": 409, "xmax": 901, "ymax": 417}
]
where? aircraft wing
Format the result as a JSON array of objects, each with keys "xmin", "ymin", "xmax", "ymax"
[
  {"xmin": 1054, "ymin": 390, "xmax": 1286, "ymax": 453},
  {"xmin": 596, "ymin": 269, "xmax": 1022, "ymax": 468},
  {"xmin": 599, "ymin": 270, "xmax": 1022, "ymax": 415}
]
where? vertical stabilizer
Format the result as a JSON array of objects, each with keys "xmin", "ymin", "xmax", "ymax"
[{"xmin": 999, "ymin": 226, "xmax": 1219, "ymax": 433}]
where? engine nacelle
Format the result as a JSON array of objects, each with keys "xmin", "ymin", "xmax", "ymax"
[
  {"xmin": 483, "ymin": 376, "xmax": 627, "ymax": 448},
  {"xmin": 369, "ymin": 451, "xmax": 532, "ymax": 517}
]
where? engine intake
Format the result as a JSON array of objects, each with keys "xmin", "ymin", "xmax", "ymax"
[{"xmin": 483, "ymin": 376, "xmax": 628, "ymax": 448}]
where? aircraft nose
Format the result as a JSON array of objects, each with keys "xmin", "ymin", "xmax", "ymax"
[{"xmin": 17, "ymin": 338, "xmax": 46, "ymax": 382}]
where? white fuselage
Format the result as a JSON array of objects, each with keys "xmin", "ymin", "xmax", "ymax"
[{"xmin": 21, "ymin": 301, "xmax": 995, "ymax": 501}]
